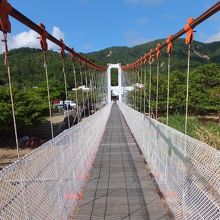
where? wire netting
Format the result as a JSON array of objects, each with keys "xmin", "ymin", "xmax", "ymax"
[
  {"xmin": 119, "ymin": 102, "xmax": 220, "ymax": 220},
  {"xmin": 0, "ymin": 103, "xmax": 112, "ymax": 220}
]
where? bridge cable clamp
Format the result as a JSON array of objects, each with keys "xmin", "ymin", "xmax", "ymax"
[
  {"xmin": 38, "ymin": 23, "xmax": 48, "ymax": 65},
  {"xmin": 59, "ymin": 39, "xmax": 66, "ymax": 72},
  {"xmin": 70, "ymin": 48, "xmax": 76, "ymax": 63},
  {"xmin": 149, "ymin": 49, "xmax": 154, "ymax": 64},
  {"xmin": 143, "ymin": 53, "xmax": 148, "ymax": 65},
  {"xmin": 184, "ymin": 17, "xmax": 195, "ymax": 45},
  {"xmin": 166, "ymin": 35, "xmax": 173, "ymax": 56},
  {"xmin": 0, "ymin": 0, "xmax": 12, "ymax": 33},
  {"xmin": 59, "ymin": 39, "xmax": 65, "ymax": 59},
  {"xmin": 156, "ymin": 43, "xmax": 161, "ymax": 60},
  {"xmin": 39, "ymin": 23, "xmax": 48, "ymax": 51},
  {"xmin": 140, "ymin": 57, "xmax": 143, "ymax": 66},
  {"xmin": 0, "ymin": 0, "xmax": 12, "ymax": 64}
]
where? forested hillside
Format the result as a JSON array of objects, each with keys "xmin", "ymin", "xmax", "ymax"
[
  {"xmin": 0, "ymin": 39, "xmax": 220, "ymax": 144},
  {"xmin": 0, "ymin": 39, "xmax": 220, "ymax": 87},
  {"xmin": 86, "ymin": 39, "xmax": 220, "ymax": 69}
]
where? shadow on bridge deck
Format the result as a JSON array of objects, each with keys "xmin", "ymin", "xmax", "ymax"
[{"xmin": 69, "ymin": 103, "xmax": 171, "ymax": 220}]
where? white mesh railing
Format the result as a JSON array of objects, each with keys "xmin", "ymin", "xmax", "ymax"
[
  {"xmin": 0, "ymin": 102, "xmax": 112, "ymax": 220},
  {"xmin": 118, "ymin": 102, "xmax": 220, "ymax": 220}
]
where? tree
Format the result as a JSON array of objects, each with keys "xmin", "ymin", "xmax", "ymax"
[{"xmin": 0, "ymin": 86, "xmax": 49, "ymax": 132}]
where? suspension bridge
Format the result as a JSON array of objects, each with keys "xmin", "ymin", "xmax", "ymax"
[{"xmin": 0, "ymin": 0, "xmax": 220, "ymax": 219}]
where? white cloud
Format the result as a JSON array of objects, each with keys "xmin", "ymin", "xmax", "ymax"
[
  {"xmin": 48, "ymin": 26, "xmax": 65, "ymax": 50},
  {"xmin": 0, "ymin": 26, "xmax": 65, "ymax": 53},
  {"xmin": 10, "ymin": 30, "xmax": 39, "ymax": 49},
  {"xmin": 136, "ymin": 17, "xmax": 148, "ymax": 25},
  {"xmin": 206, "ymin": 31, "xmax": 220, "ymax": 43},
  {"xmin": 125, "ymin": 0, "xmax": 163, "ymax": 6},
  {"xmin": 0, "ymin": 30, "xmax": 39, "ymax": 53},
  {"xmin": 124, "ymin": 31, "xmax": 150, "ymax": 46}
]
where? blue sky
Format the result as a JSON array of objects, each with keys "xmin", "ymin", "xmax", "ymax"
[{"xmin": 6, "ymin": 0, "xmax": 220, "ymax": 53}]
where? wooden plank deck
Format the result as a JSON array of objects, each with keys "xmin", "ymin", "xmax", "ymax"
[{"xmin": 69, "ymin": 103, "xmax": 171, "ymax": 220}]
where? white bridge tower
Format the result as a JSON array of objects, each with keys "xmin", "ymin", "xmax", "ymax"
[{"xmin": 107, "ymin": 63, "xmax": 122, "ymax": 103}]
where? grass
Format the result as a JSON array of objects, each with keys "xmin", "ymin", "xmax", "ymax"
[{"xmin": 159, "ymin": 114, "xmax": 220, "ymax": 150}]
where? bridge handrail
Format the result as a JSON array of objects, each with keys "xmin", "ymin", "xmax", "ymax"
[
  {"xmin": 0, "ymin": 102, "xmax": 113, "ymax": 219},
  {"xmin": 118, "ymin": 102, "xmax": 220, "ymax": 219}
]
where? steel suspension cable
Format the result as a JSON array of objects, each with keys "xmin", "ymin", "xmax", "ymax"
[
  {"xmin": 166, "ymin": 36, "xmax": 173, "ymax": 125},
  {"xmin": 91, "ymin": 70, "xmax": 95, "ymax": 112},
  {"xmin": 72, "ymin": 62, "xmax": 80, "ymax": 124},
  {"xmin": 59, "ymin": 39, "xmax": 71, "ymax": 128},
  {"xmin": 88, "ymin": 68, "xmax": 92, "ymax": 115},
  {"xmin": 149, "ymin": 63, "xmax": 152, "ymax": 117},
  {"xmin": 148, "ymin": 49, "xmax": 154, "ymax": 118},
  {"xmin": 156, "ymin": 60, "xmax": 160, "ymax": 120},
  {"xmin": 140, "ymin": 66, "xmax": 143, "ymax": 112},
  {"xmin": 62, "ymin": 59, "xmax": 71, "ymax": 128},
  {"xmin": 135, "ymin": 67, "xmax": 138, "ymax": 111},
  {"xmin": 136, "ymin": 66, "xmax": 140, "ymax": 111},
  {"xmin": 84, "ymin": 65, "xmax": 90, "ymax": 116},
  {"xmin": 89, "ymin": 69, "xmax": 94, "ymax": 114},
  {"xmin": 142, "ymin": 66, "xmax": 145, "ymax": 114},
  {"xmin": 94, "ymin": 70, "xmax": 98, "ymax": 111},
  {"xmin": 97, "ymin": 71, "xmax": 100, "ymax": 107},
  {"xmin": 43, "ymin": 52, "xmax": 63, "ymax": 212},
  {"xmin": 185, "ymin": 44, "xmax": 191, "ymax": 134},
  {"xmin": 95, "ymin": 71, "xmax": 99, "ymax": 111},
  {"xmin": 94, "ymin": 71, "xmax": 98, "ymax": 112},
  {"xmin": 125, "ymin": 70, "xmax": 129, "ymax": 105},
  {"xmin": 131, "ymin": 69, "xmax": 136, "ymax": 109},
  {"xmin": 92, "ymin": 70, "xmax": 96, "ymax": 112},
  {"xmin": 92, "ymin": 69, "xmax": 96, "ymax": 113},
  {"xmin": 43, "ymin": 53, "xmax": 54, "ymax": 139},
  {"xmin": 105, "ymin": 70, "xmax": 108, "ymax": 104},
  {"xmin": 139, "ymin": 66, "xmax": 142, "ymax": 112},
  {"xmin": 102, "ymin": 72, "xmax": 106, "ymax": 104},
  {"xmin": 100, "ymin": 72, "xmax": 105, "ymax": 106},
  {"xmin": 97, "ymin": 72, "xmax": 102, "ymax": 107},
  {"xmin": 97, "ymin": 72, "xmax": 103, "ymax": 109},
  {"xmin": 2, "ymin": 34, "xmax": 29, "ymax": 216},
  {"xmin": 38, "ymin": 24, "xmax": 62, "ymax": 212},
  {"xmin": 184, "ymin": 18, "xmax": 194, "ymax": 134},
  {"xmin": 166, "ymin": 55, "xmax": 171, "ymax": 125},
  {"xmin": 79, "ymin": 63, "xmax": 86, "ymax": 117},
  {"xmin": 128, "ymin": 70, "xmax": 133, "ymax": 106},
  {"xmin": 132, "ymin": 69, "xmax": 136, "ymax": 110},
  {"xmin": 143, "ymin": 65, "xmax": 147, "ymax": 115},
  {"xmin": 101, "ymin": 70, "xmax": 105, "ymax": 104},
  {"xmin": 127, "ymin": 71, "xmax": 131, "ymax": 104},
  {"xmin": 155, "ymin": 44, "xmax": 161, "ymax": 120},
  {"xmin": 3, "ymin": 33, "xmax": 20, "ymax": 159}
]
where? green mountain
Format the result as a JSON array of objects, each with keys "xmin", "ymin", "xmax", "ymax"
[
  {"xmin": 0, "ymin": 39, "xmax": 219, "ymax": 133},
  {"xmin": 85, "ymin": 39, "xmax": 220, "ymax": 70},
  {"xmin": 0, "ymin": 39, "xmax": 220, "ymax": 88},
  {"xmin": 0, "ymin": 48, "xmax": 80, "ymax": 89}
]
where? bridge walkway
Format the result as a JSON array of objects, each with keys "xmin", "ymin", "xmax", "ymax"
[{"xmin": 70, "ymin": 103, "xmax": 171, "ymax": 220}]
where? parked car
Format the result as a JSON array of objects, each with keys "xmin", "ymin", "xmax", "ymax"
[{"xmin": 60, "ymin": 100, "xmax": 76, "ymax": 110}]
